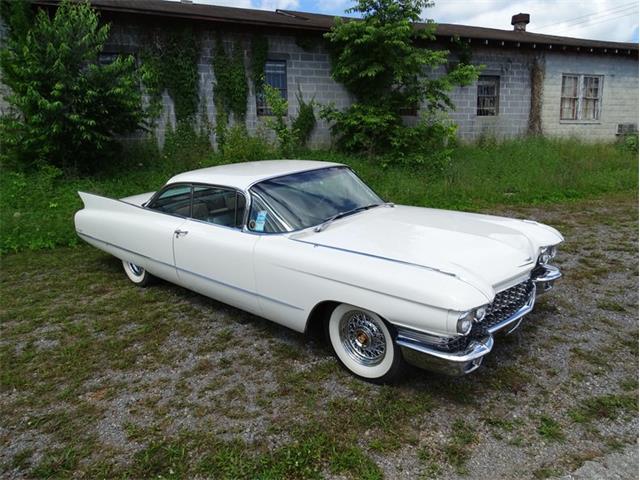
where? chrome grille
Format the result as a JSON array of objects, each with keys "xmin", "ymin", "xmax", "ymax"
[
  {"xmin": 399, "ymin": 279, "xmax": 535, "ymax": 354},
  {"xmin": 483, "ymin": 279, "xmax": 535, "ymax": 329}
]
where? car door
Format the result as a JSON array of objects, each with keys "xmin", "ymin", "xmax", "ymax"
[
  {"xmin": 172, "ymin": 185, "xmax": 261, "ymax": 316},
  {"xmin": 135, "ymin": 184, "xmax": 193, "ymax": 282}
]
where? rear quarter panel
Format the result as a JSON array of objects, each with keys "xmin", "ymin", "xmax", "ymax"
[{"xmin": 75, "ymin": 192, "xmax": 183, "ymax": 282}]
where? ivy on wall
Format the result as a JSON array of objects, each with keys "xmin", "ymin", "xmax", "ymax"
[
  {"xmin": 250, "ymin": 34, "xmax": 268, "ymax": 90},
  {"xmin": 138, "ymin": 28, "xmax": 312, "ymax": 152},
  {"xmin": 212, "ymin": 35, "xmax": 248, "ymax": 121},
  {"xmin": 212, "ymin": 34, "xmax": 249, "ymax": 148},
  {"xmin": 141, "ymin": 27, "xmax": 201, "ymax": 124},
  {"xmin": 529, "ymin": 57, "xmax": 544, "ymax": 135}
]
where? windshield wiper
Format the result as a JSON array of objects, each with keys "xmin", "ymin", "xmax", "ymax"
[{"xmin": 313, "ymin": 202, "xmax": 394, "ymax": 232}]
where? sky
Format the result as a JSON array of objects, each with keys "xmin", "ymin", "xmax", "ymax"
[{"xmin": 173, "ymin": 0, "xmax": 639, "ymax": 43}]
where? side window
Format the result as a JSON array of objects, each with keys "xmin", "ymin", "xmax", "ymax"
[
  {"xmin": 147, "ymin": 185, "xmax": 192, "ymax": 217},
  {"xmin": 192, "ymin": 186, "xmax": 246, "ymax": 229}
]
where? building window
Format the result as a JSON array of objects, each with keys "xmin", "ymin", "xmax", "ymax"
[
  {"xmin": 257, "ymin": 60, "xmax": 287, "ymax": 116},
  {"xmin": 561, "ymin": 74, "xmax": 603, "ymax": 121},
  {"xmin": 399, "ymin": 102, "xmax": 418, "ymax": 116},
  {"xmin": 98, "ymin": 52, "xmax": 119, "ymax": 65},
  {"xmin": 477, "ymin": 75, "xmax": 500, "ymax": 116}
]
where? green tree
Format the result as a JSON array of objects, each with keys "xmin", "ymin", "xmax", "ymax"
[
  {"xmin": 0, "ymin": 0, "xmax": 144, "ymax": 172},
  {"xmin": 323, "ymin": 0, "xmax": 478, "ymax": 156}
]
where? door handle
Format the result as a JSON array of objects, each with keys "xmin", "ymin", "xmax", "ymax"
[{"xmin": 174, "ymin": 229, "xmax": 189, "ymax": 238}]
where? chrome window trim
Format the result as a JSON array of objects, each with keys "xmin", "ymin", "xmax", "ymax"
[{"xmin": 145, "ymin": 181, "xmax": 250, "ymax": 231}]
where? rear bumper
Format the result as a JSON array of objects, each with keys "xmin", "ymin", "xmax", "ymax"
[{"xmin": 396, "ymin": 264, "xmax": 561, "ymax": 376}]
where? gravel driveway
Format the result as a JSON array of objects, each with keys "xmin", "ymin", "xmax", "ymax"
[{"xmin": 1, "ymin": 195, "xmax": 637, "ymax": 479}]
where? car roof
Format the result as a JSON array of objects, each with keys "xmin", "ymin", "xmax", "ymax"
[{"xmin": 166, "ymin": 160, "xmax": 345, "ymax": 191}]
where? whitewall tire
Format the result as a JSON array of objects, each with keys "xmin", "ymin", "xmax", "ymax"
[
  {"xmin": 122, "ymin": 260, "xmax": 152, "ymax": 287},
  {"xmin": 326, "ymin": 303, "xmax": 404, "ymax": 383}
]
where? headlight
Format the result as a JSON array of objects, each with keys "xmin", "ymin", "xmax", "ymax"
[
  {"xmin": 538, "ymin": 246, "xmax": 557, "ymax": 265},
  {"xmin": 474, "ymin": 306, "xmax": 487, "ymax": 322},
  {"xmin": 457, "ymin": 305, "xmax": 487, "ymax": 334},
  {"xmin": 457, "ymin": 312, "xmax": 473, "ymax": 335}
]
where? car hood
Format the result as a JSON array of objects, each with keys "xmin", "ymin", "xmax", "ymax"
[{"xmin": 290, "ymin": 205, "xmax": 563, "ymax": 299}]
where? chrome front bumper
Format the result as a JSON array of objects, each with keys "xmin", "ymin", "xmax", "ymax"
[
  {"xmin": 533, "ymin": 265, "xmax": 561, "ymax": 294},
  {"xmin": 398, "ymin": 335, "xmax": 493, "ymax": 375},
  {"xmin": 396, "ymin": 265, "xmax": 561, "ymax": 376}
]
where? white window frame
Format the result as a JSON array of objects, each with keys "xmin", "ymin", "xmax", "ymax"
[{"xmin": 560, "ymin": 74, "xmax": 604, "ymax": 122}]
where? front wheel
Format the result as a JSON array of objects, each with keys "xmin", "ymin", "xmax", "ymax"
[
  {"xmin": 326, "ymin": 304, "xmax": 405, "ymax": 383},
  {"xmin": 122, "ymin": 260, "xmax": 153, "ymax": 287}
]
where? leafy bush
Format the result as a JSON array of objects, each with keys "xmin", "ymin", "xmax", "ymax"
[
  {"xmin": 1, "ymin": 165, "xmax": 79, "ymax": 252},
  {"xmin": 0, "ymin": 0, "xmax": 144, "ymax": 173},
  {"xmin": 222, "ymin": 126, "xmax": 276, "ymax": 162},
  {"xmin": 321, "ymin": 104, "xmax": 399, "ymax": 155},
  {"xmin": 618, "ymin": 133, "xmax": 639, "ymax": 153},
  {"xmin": 386, "ymin": 118, "xmax": 457, "ymax": 176},
  {"xmin": 292, "ymin": 90, "xmax": 317, "ymax": 147},
  {"xmin": 161, "ymin": 123, "xmax": 214, "ymax": 172},
  {"xmin": 262, "ymin": 85, "xmax": 317, "ymax": 156},
  {"xmin": 263, "ymin": 84, "xmax": 297, "ymax": 157}
]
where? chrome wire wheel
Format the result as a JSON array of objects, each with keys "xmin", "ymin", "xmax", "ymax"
[
  {"xmin": 327, "ymin": 304, "xmax": 402, "ymax": 382},
  {"xmin": 339, "ymin": 310, "xmax": 386, "ymax": 366}
]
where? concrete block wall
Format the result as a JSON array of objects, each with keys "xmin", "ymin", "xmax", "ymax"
[
  {"xmin": 444, "ymin": 46, "xmax": 535, "ymax": 141},
  {"xmin": 1, "ymin": 10, "xmax": 638, "ymax": 147},
  {"xmin": 104, "ymin": 21, "xmax": 351, "ymax": 149},
  {"xmin": 540, "ymin": 52, "xmax": 639, "ymax": 141},
  {"xmin": 245, "ymin": 33, "xmax": 352, "ymax": 148}
]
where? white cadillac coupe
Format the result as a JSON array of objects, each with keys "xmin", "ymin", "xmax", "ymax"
[{"xmin": 75, "ymin": 160, "xmax": 563, "ymax": 382}]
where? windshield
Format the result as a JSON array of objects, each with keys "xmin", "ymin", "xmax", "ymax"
[{"xmin": 247, "ymin": 167, "xmax": 383, "ymax": 233}]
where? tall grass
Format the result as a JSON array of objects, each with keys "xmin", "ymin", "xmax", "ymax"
[
  {"xmin": 1, "ymin": 137, "xmax": 637, "ymax": 253},
  {"xmin": 309, "ymin": 137, "xmax": 638, "ymax": 210}
]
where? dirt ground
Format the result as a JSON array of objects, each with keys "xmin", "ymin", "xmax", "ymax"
[{"xmin": 1, "ymin": 195, "xmax": 638, "ymax": 479}]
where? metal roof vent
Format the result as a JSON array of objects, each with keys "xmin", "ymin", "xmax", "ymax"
[
  {"xmin": 276, "ymin": 10, "xmax": 309, "ymax": 21},
  {"xmin": 511, "ymin": 13, "xmax": 530, "ymax": 32}
]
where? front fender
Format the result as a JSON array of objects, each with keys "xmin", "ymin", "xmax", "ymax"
[{"xmin": 253, "ymin": 235, "xmax": 490, "ymax": 337}]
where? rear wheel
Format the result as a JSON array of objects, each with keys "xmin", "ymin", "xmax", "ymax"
[
  {"xmin": 122, "ymin": 260, "xmax": 152, "ymax": 287},
  {"xmin": 326, "ymin": 303, "xmax": 404, "ymax": 383}
]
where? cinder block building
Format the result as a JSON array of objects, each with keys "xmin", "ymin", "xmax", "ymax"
[{"xmin": 6, "ymin": 0, "xmax": 640, "ymax": 146}]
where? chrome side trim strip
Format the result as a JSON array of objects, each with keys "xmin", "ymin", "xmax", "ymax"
[
  {"xmin": 76, "ymin": 231, "xmax": 304, "ymax": 311},
  {"xmin": 78, "ymin": 231, "xmax": 175, "ymax": 269},
  {"xmin": 289, "ymin": 238, "xmax": 457, "ymax": 278}
]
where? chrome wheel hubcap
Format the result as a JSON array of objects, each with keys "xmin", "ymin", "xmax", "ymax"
[
  {"xmin": 339, "ymin": 311, "xmax": 386, "ymax": 366},
  {"xmin": 128, "ymin": 262, "xmax": 144, "ymax": 276}
]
